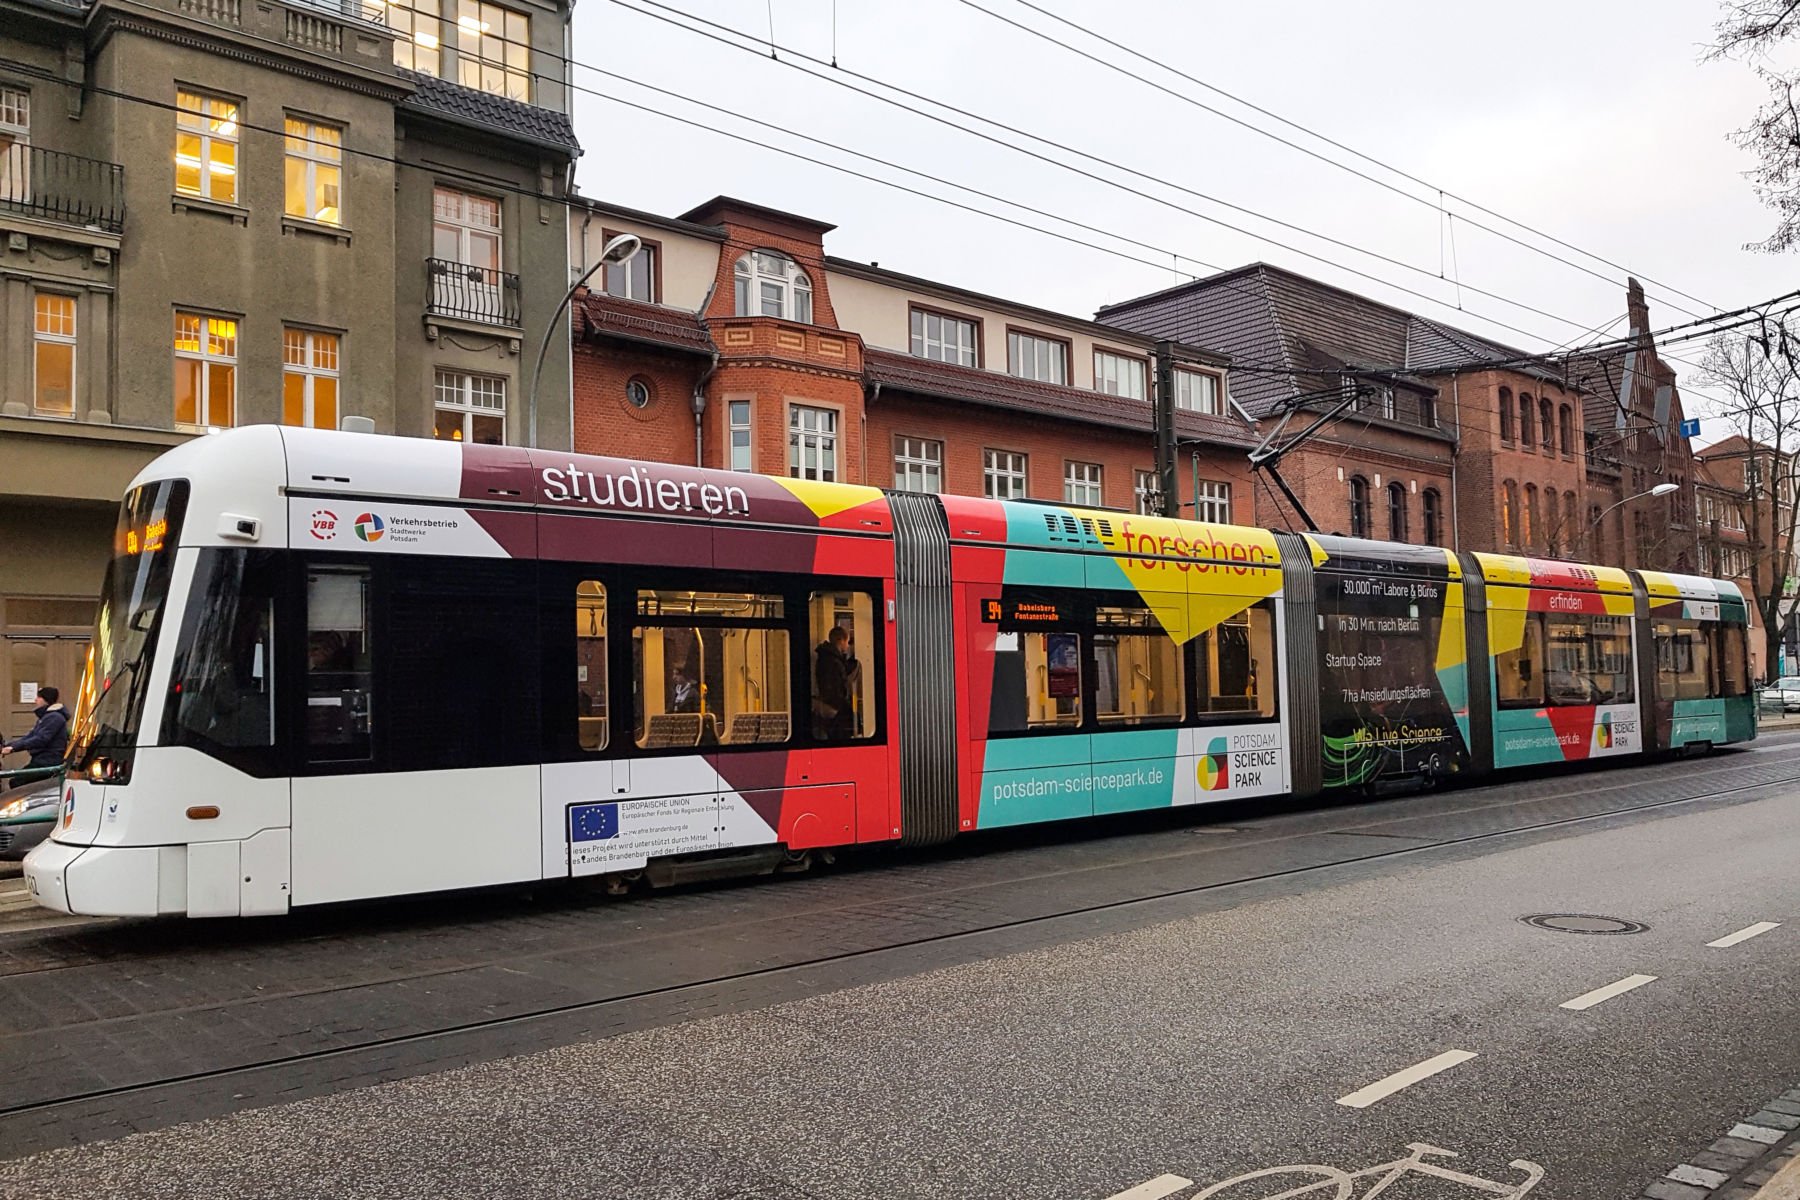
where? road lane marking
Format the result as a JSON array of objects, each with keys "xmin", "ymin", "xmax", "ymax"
[
  {"xmin": 1560, "ymin": 973, "xmax": 1657, "ymax": 1010},
  {"xmin": 1708, "ymin": 921, "xmax": 1782, "ymax": 948},
  {"xmin": 1103, "ymin": 1175, "xmax": 1193, "ymax": 1200},
  {"xmin": 1335, "ymin": 1049, "xmax": 1478, "ymax": 1108}
]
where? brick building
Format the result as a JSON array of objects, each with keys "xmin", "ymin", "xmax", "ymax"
[
  {"xmin": 567, "ymin": 196, "xmax": 1256, "ymax": 516},
  {"xmin": 1695, "ymin": 436, "xmax": 1798, "ymax": 679}
]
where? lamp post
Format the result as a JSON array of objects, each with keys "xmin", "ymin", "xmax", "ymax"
[
  {"xmin": 527, "ymin": 232, "xmax": 643, "ymax": 449},
  {"xmin": 1581, "ymin": 481, "xmax": 1680, "ymax": 559}
]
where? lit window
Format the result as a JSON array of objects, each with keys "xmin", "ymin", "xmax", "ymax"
[
  {"xmin": 283, "ymin": 328, "xmax": 340, "ymax": 430},
  {"xmin": 175, "ymin": 91, "xmax": 239, "ymax": 204},
  {"xmin": 728, "ymin": 399, "xmax": 753, "ymax": 471},
  {"xmin": 33, "ymin": 292, "xmax": 75, "ymax": 418},
  {"xmin": 1092, "ymin": 350, "xmax": 1146, "ymax": 400},
  {"xmin": 1007, "ymin": 331, "xmax": 1066, "ymax": 384},
  {"xmin": 632, "ymin": 589, "xmax": 790, "ymax": 750},
  {"xmin": 1134, "ymin": 469, "xmax": 1161, "ymax": 515},
  {"xmin": 174, "ymin": 311, "xmax": 237, "ymax": 428},
  {"xmin": 433, "ymin": 369, "xmax": 505, "ymax": 444},
  {"xmin": 788, "ymin": 404, "xmax": 836, "ymax": 481},
  {"xmin": 893, "ymin": 436, "xmax": 943, "ymax": 493},
  {"xmin": 734, "ymin": 251, "xmax": 812, "ymax": 323},
  {"xmin": 284, "ymin": 118, "xmax": 343, "ymax": 225},
  {"xmin": 984, "ymin": 449, "xmax": 1027, "ymax": 499},
  {"xmin": 1174, "ymin": 369, "xmax": 1221, "ymax": 414},
  {"xmin": 1064, "ymin": 461, "xmax": 1103, "ymax": 507},
  {"xmin": 575, "ymin": 580, "xmax": 607, "ymax": 752},
  {"xmin": 1195, "ymin": 480, "xmax": 1231, "ymax": 524},
  {"xmin": 386, "ymin": 0, "xmax": 443, "ymax": 76},
  {"xmin": 455, "ymin": 0, "xmax": 531, "ymax": 101},
  {"xmin": 603, "ymin": 236, "xmax": 655, "ymax": 302},
  {"xmin": 910, "ymin": 309, "xmax": 977, "ymax": 367}
]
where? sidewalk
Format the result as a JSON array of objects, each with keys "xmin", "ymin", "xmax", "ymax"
[{"xmin": 1640, "ymin": 1086, "xmax": 1800, "ymax": 1199}]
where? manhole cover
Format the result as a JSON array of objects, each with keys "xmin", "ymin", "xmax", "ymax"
[{"xmin": 1520, "ymin": 913, "xmax": 1649, "ymax": 935}]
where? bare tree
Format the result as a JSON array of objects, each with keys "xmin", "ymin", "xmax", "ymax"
[
  {"xmin": 1707, "ymin": 1, "xmax": 1800, "ymax": 252},
  {"xmin": 1696, "ymin": 317, "xmax": 1800, "ymax": 672}
]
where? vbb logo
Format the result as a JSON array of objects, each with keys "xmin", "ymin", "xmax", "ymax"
[
  {"xmin": 353, "ymin": 512, "xmax": 386, "ymax": 542},
  {"xmin": 309, "ymin": 509, "xmax": 340, "ymax": 541}
]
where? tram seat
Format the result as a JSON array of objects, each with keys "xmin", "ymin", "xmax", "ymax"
[
  {"xmin": 724, "ymin": 712, "xmax": 790, "ymax": 744},
  {"xmin": 645, "ymin": 713, "xmax": 702, "ymax": 748}
]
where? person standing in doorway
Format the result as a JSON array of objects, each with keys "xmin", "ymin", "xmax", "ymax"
[
  {"xmin": 3, "ymin": 686, "xmax": 69, "ymax": 768},
  {"xmin": 813, "ymin": 626, "xmax": 859, "ymax": 740}
]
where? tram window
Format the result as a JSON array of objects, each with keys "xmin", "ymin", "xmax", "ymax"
[
  {"xmin": 633, "ymin": 589, "xmax": 789, "ymax": 750},
  {"xmin": 163, "ymin": 548, "xmax": 277, "ymax": 762},
  {"xmin": 989, "ymin": 631, "xmax": 1082, "ymax": 733},
  {"xmin": 1542, "ymin": 613, "xmax": 1634, "ymax": 705},
  {"xmin": 576, "ymin": 581, "xmax": 607, "ymax": 751},
  {"xmin": 1654, "ymin": 619, "xmax": 1713, "ymax": 701},
  {"xmin": 1193, "ymin": 600, "xmax": 1275, "ymax": 719},
  {"xmin": 809, "ymin": 591, "xmax": 876, "ymax": 741},
  {"xmin": 306, "ymin": 567, "xmax": 373, "ymax": 762},
  {"xmin": 1095, "ymin": 605, "xmax": 1183, "ymax": 725},
  {"xmin": 1495, "ymin": 613, "xmax": 1546, "ymax": 708},
  {"xmin": 1720, "ymin": 623, "xmax": 1749, "ymax": 697}
]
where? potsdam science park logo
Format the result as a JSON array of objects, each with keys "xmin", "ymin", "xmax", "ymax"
[
  {"xmin": 1198, "ymin": 736, "xmax": 1230, "ymax": 792},
  {"xmin": 1594, "ymin": 713, "xmax": 1613, "ymax": 750},
  {"xmin": 353, "ymin": 512, "xmax": 385, "ymax": 542}
]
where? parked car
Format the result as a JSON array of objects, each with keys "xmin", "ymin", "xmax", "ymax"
[
  {"xmin": 1760, "ymin": 676, "xmax": 1800, "ymax": 713},
  {"xmin": 0, "ymin": 773, "xmax": 61, "ymax": 862}
]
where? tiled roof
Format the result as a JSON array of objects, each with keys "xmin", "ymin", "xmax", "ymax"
[
  {"xmin": 398, "ymin": 69, "xmax": 580, "ymax": 153},
  {"xmin": 863, "ymin": 348, "xmax": 1258, "ymax": 447},
  {"xmin": 575, "ymin": 292, "xmax": 715, "ymax": 355}
]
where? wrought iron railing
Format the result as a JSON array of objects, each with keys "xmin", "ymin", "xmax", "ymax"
[
  {"xmin": 426, "ymin": 258, "xmax": 521, "ymax": 327},
  {"xmin": 0, "ymin": 144, "xmax": 126, "ymax": 234}
]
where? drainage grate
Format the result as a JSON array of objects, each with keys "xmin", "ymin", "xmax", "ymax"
[{"xmin": 1520, "ymin": 913, "xmax": 1650, "ymax": 935}]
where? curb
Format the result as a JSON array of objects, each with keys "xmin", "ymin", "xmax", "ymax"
[{"xmin": 1640, "ymin": 1088, "xmax": 1800, "ymax": 1199}]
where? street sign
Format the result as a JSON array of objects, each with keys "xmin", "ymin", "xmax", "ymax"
[{"xmin": 1680, "ymin": 417, "xmax": 1701, "ymax": 437}]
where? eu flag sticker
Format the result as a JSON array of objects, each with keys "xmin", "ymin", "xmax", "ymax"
[{"xmin": 569, "ymin": 802, "xmax": 621, "ymax": 843}]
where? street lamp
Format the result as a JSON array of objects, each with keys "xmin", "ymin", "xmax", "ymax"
[
  {"xmin": 527, "ymin": 232, "xmax": 643, "ymax": 450},
  {"xmin": 1581, "ymin": 481, "xmax": 1680, "ymax": 558}
]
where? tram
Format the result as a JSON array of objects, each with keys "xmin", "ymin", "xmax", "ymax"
[{"xmin": 24, "ymin": 427, "xmax": 1755, "ymax": 917}]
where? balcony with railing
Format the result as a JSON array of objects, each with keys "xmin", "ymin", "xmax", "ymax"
[
  {"xmin": 0, "ymin": 144, "xmax": 126, "ymax": 235},
  {"xmin": 169, "ymin": 0, "xmax": 392, "ymax": 59},
  {"xmin": 426, "ymin": 258, "xmax": 521, "ymax": 327}
]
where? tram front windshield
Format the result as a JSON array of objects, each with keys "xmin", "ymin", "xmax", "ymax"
[{"xmin": 68, "ymin": 479, "xmax": 190, "ymax": 778}]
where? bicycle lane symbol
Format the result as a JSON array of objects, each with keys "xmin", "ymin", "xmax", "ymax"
[{"xmin": 1103, "ymin": 1142, "xmax": 1546, "ymax": 1199}]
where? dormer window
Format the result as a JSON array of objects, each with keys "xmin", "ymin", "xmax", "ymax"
[{"xmin": 734, "ymin": 250, "xmax": 813, "ymax": 323}]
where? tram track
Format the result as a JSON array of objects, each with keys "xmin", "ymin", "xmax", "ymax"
[{"xmin": 4, "ymin": 741, "xmax": 1800, "ymax": 1139}]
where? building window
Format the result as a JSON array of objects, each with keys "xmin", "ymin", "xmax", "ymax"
[
  {"xmin": 603, "ymin": 235, "xmax": 656, "ymax": 302},
  {"xmin": 1545, "ymin": 487, "xmax": 1560, "ymax": 556},
  {"xmin": 1519, "ymin": 394, "xmax": 1535, "ymax": 449},
  {"xmin": 1564, "ymin": 491, "xmax": 1578, "ymax": 556},
  {"xmin": 910, "ymin": 308, "xmax": 977, "ymax": 367},
  {"xmin": 1419, "ymin": 392, "xmax": 1438, "ymax": 428},
  {"xmin": 735, "ymin": 251, "xmax": 812, "ymax": 323},
  {"xmin": 433, "ymin": 369, "xmax": 505, "ymax": 443},
  {"xmin": 1558, "ymin": 404, "xmax": 1574, "ymax": 456},
  {"xmin": 1422, "ymin": 488, "xmax": 1442, "ymax": 545},
  {"xmin": 0, "ymin": 87, "xmax": 26, "ymax": 205},
  {"xmin": 282, "ymin": 328, "xmax": 340, "ymax": 429},
  {"xmin": 1348, "ymin": 475, "xmax": 1370, "ymax": 538},
  {"xmin": 1502, "ymin": 481, "xmax": 1519, "ymax": 547},
  {"xmin": 1093, "ymin": 350, "xmax": 1147, "ymax": 400},
  {"xmin": 32, "ymin": 292, "xmax": 75, "ymax": 418},
  {"xmin": 174, "ymin": 311, "xmax": 236, "ymax": 428},
  {"xmin": 1499, "ymin": 386, "xmax": 1514, "ymax": 442},
  {"xmin": 1174, "ymin": 368, "xmax": 1222, "ymax": 414},
  {"xmin": 433, "ymin": 186, "xmax": 501, "ymax": 270},
  {"xmin": 175, "ymin": 91, "xmax": 240, "ymax": 204},
  {"xmin": 1539, "ymin": 398, "xmax": 1554, "ymax": 452},
  {"xmin": 1388, "ymin": 482, "xmax": 1408, "ymax": 542},
  {"xmin": 1007, "ymin": 330, "xmax": 1067, "ymax": 384},
  {"xmin": 1134, "ymin": 469, "xmax": 1162, "ymax": 515},
  {"xmin": 1195, "ymin": 479, "xmax": 1231, "ymax": 524},
  {"xmin": 1364, "ymin": 386, "xmax": 1397, "ymax": 421},
  {"xmin": 1064, "ymin": 461, "xmax": 1103, "ymax": 507},
  {"xmin": 454, "ymin": 0, "xmax": 531, "ymax": 101},
  {"xmin": 387, "ymin": 0, "xmax": 442, "ymax": 75},
  {"xmin": 625, "ymin": 377, "xmax": 651, "ymax": 409},
  {"xmin": 984, "ymin": 449, "xmax": 1027, "ymax": 499},
  {"xmin": 1524, "ymin": 483, "xmax": 1539, "ymax": 551},
  {"xmin": 788, "ymin": 404, "xmax": 837, "ymax": 481},
  {"xmin": 283, "ymin": 117, "xmax": 342, "ymax": 225},
  {"xmin": 1589, "ymin": 505, "xmax": 1604, "ymax": 559},
  {"xmin": 728, "ymin": 399, "xmax": 753, "ymax": 471},
  {"xmin": 893, "ymin": 435, "xmax": 943, "ymax": 493}
]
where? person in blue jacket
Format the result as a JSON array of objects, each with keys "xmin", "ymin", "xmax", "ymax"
[{"xmin": 3, "ymin": 687, "xmax": 68, "ymax": 768}]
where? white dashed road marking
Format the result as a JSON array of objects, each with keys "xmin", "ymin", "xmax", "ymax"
[
  {"xmin": 1335, "ymin": 1049, "xmax": 1478, "ymax": 1109},
  {"xmin": 1560, "ymin": 973, "xmax": 1657, "ymax": 1011},
  {"xmin": 1103, "ymin": 1174, "xmax": 1193, "ymax": 1200},
  {"xmin": 1708, "ymin": 921, "xmax": 1782, "ymax": 948}
]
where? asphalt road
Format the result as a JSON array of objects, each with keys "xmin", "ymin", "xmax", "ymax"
[{"xmin": 3, "ymin": 741, "xmax": 1800, "ymax": 1198}]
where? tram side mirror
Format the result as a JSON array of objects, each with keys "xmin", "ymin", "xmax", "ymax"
[{"xmin": 218, "ymin": 513, "xmax": 261, "ymax": 542}]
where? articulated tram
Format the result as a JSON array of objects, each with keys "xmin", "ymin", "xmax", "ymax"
[{"xmin": 25, "ymin": 427, "xmax": 1755, "ymax": 917}]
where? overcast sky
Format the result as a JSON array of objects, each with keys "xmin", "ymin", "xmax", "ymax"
[{"xmin": 570, "ymin": 0, "xmax": 1796, "ymax": 430}]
